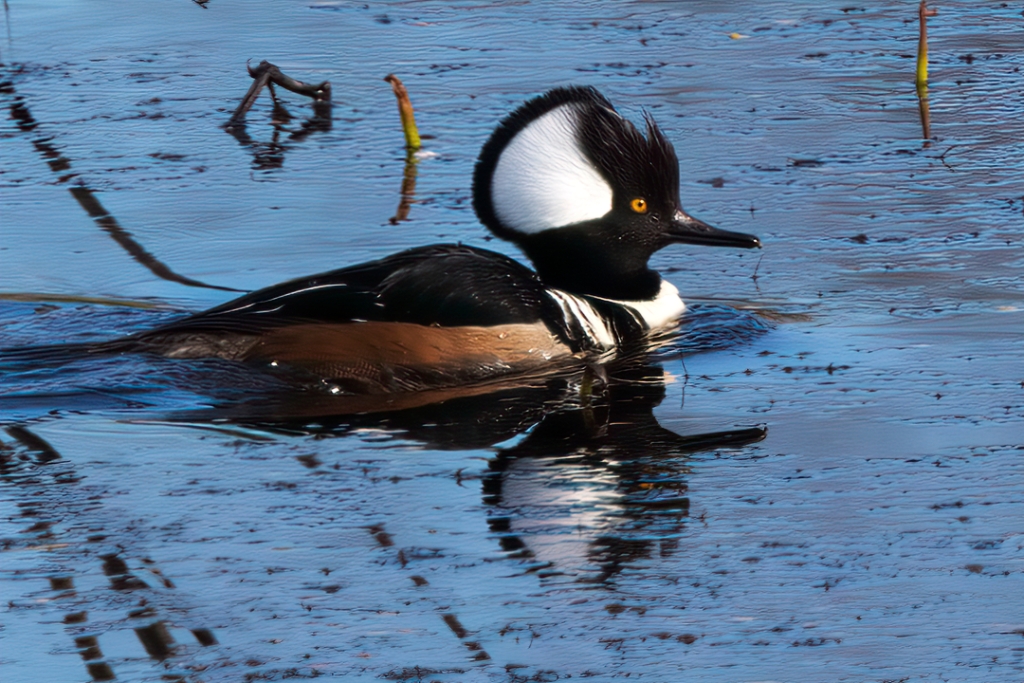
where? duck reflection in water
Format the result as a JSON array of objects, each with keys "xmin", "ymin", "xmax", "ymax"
[
  {"xmin": 179, "ymin": 338, "xmax": 765, "ymax": 586},
  {"xmin": 483, "ymin": 362, "xmax": 764, "ymax": 586}
]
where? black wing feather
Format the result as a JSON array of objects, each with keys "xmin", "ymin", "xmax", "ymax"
[{"xmin": 136, "ymin": 245, "xmax": 570, "ymax": 340}]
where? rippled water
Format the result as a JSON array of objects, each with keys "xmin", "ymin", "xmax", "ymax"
[{"xmin": 2, "ymin": 1, "xmax": 1022, "ymax": 682}]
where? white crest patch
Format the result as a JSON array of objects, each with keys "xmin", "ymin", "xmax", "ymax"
[{"xmin": 491, "ymin": 104, "xmax": 613, "ymax": 234}]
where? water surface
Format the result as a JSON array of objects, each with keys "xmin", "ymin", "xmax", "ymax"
[{"xmin": 1, "ymin": 1, "xmax": 1023, "ymax": 681}]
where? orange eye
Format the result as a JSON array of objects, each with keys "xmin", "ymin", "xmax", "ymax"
[{"xmin": 630, "ymin": 198, "xmax": 648, "ymax": 214}]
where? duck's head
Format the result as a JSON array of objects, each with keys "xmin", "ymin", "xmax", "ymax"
[{"xmin": 473, "ymin": 86, "xmax": 760, "ymax": 300}]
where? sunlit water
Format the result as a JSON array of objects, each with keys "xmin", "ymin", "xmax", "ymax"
[{"xmin": 1, "ymin": 1, "xmax": 1022, "ymax": 682}]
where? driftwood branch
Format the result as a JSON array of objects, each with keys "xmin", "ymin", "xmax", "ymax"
[{"xmin": 227, "ymin": 60, "xmax": 331, "ymax": 129}]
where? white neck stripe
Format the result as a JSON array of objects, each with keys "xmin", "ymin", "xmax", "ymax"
[
  {"xmin": 546, "ymin": 281, "xmax": 685, "ymax": 350},
  {"xmin": 591, "ymin": 280, "xmax": 685, "ymax": 331}
]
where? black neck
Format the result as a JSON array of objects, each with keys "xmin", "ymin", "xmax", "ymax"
[{"xmin": 516, "ymin": 227, "xmax": 662, "ymax": 300}]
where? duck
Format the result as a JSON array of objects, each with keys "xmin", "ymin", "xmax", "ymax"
[{"xmin": 120, "ymin": 86, "xmax": 760, "ymax": 393}]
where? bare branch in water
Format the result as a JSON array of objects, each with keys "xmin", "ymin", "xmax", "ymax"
[{"xmin": 227, "ymin": 60, "xmax": 331, "ymax": 129}]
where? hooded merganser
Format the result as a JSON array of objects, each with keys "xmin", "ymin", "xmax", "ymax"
[{"xmin": 124, "ymin": 86, "xmax": 760, "ymax": 392}]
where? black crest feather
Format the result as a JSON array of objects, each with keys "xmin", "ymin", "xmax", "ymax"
[{"xmin": 580, "ymin": 108, "xmax": 680, "ymax": 211}]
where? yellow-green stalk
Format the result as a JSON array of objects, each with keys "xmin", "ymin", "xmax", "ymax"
[
  {"xmin": 916, "ymin": 1, "xmax": 937, "ymax": 88},
  {"xmin": 384, "ymin": 74, "xmax": 421, "ymax": 151}
]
